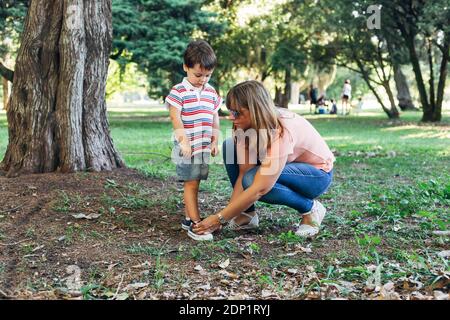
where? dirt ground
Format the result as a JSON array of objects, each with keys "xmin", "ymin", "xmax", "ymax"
[{"xmin": 0, "ymin": 168, "xmax": 448, "ymax": 300}]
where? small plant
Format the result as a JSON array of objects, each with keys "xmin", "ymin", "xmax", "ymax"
[
  {"xmin": 53, "ymin": 191, "xmax": 71, "ymax": 213},
  {"xmin": 248, "ymin": 242, "xmax": 261, "ymax": 255},
  {"xmin": 153, "ymin": 255, "xmax": 168, "ymax": 290},
  {"xmin": 25, "ymin": 228, "xmax": 35, "ymax": 238},
  {"xmin": 21, "ymin": 244, "xmax": 34, "ymax": 255},
  {"xmin": 278, "ymin": 231, "xmax": 304, "ymax": 246},
  {"xmin": 257, "ymin": 273, "xmax": 274, "ymax": 288},
  {"xmin": 356, "ymin": 234, "xmax": 382, "ymax": 263}
]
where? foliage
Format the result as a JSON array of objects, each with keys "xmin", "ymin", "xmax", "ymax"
[
  {"xmin": 112, "ymin": 0, "xmax": 224, "ymax": 100},
  {"xmin": 0, "ymin": 0, "xmax": 27, "ymax": 58}
]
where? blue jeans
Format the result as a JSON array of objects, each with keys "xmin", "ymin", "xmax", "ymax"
[{"xmin": 222, "ymin": 138, "xmax": 333, "ymax": 214}]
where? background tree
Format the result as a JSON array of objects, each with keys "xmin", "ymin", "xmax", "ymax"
[
  {"xmin": 1, "ymin": 0, "xmax": 124, "ymax": 177},
  {"xmin": 0, "ymin": 0, "xmax": 28, "ymax": 110},
  {"xmin": 381, "ymin": 0, "xmax": 450, "ymax": 122},
  {"xmin": 111, "ymin": 0, "xmax": 224, "ymax": 101},
  {"xmin": 322, "ymin": 0, "xmax": 400, "ymax": 119}
]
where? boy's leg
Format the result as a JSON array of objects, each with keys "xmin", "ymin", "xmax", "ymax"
[{"xmin": 184, "ymin": 180, "xmax": 201, "ymax": 222}]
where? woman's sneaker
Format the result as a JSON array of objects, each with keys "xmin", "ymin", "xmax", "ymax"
[
  {"xmin": 295, "ymin": 200, "xmax": 326, "ymax": 238},
  {"xmin": 181, "ymin": 218, "xmax": 192, "ymax": 231},
  {"xmin": 225, "ymin": 212, "xmax": 259, "ymax": 231},
  {"xmin": 187, "ymin": 225, "xmax": 213, "ymax": 241}
]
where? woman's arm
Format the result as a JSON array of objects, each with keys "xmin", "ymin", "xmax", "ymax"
[{"xmin": 193, "ymin": 153, "xmax": 288, "ymax": 233}]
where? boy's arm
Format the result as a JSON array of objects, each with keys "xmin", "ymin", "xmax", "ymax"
[
  {"xmin": 169, "ymin": 105, "xmax": 191, "ymax": 157},
  {"xmin": 211, "ymin": 112, "xmax": 220, "ymax": 156}
]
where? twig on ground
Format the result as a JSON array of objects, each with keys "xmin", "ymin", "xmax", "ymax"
[
  {"xmin": 0, "ymin": 238, "xmax": 31, "ymax": 246},
  {"xmin": 0, "ymin": 204, "xmax": 25, "ymax": 214},
  {"xmin": 113, "ymin": 274, "xmax": 125, "ymax": 300},
  {"xmin": 0, "ymin": 288, "xmax": 10, "ymax": 298}
]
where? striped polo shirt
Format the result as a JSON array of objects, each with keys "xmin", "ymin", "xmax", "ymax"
[{"xmin": 165, "ymin": 78, "xmax": 222, "ymax": 155}]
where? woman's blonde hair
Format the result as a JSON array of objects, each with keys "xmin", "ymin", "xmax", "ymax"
[{"xmin": 226, "ymin": 80, "xmax": 283, "ymax": 151}]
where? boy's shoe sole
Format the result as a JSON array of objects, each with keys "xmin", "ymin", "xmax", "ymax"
[{"xmin": 187, "ymin": 229, "xmax": 213, "ymax": 241}]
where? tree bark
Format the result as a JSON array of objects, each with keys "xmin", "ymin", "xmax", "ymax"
[
  {"xmin": 398, "ymin": 25, "xmax": 431, "ymax": 119},
  {"xmin": 433, "ymin": 36, "xmax": 449, "ymax": 122},
  {"xmin": 393, "ymin": 65, "xmax": 416, "ymax": 111},
  {"xmin": 2, "ymin": 77, "xmax": 9, "ymax": 110},
  {"xmin": 1, "ymin": 0, "xmax": 124, "ymax": 177},
  {"xmin": 279, "ymin": 68, "xmax": 291, "ymax": 108},
  {"xmin": 383, "ymin": 81, "xmax": 400, "ymax": 119}
]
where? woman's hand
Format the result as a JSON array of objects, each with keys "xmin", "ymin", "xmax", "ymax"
[{"xmin": 192, "ymin": 215, "xmax": 221, "ymax": 234}]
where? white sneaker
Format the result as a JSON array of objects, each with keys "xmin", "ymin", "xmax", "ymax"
[
  {"xmin": 225, "ymin": 212, "xmax": 259, "ymax": 231},
  {"xmin": 187, "ymin": 226, "xmax": 214, "ymax": 241},
  {"xmin": 295, "ymin": 200, "xmax": 326, "ymax": 238}
]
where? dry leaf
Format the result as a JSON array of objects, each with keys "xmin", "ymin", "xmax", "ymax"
[
  {"xmin": 219, "ymin": 258, "xmax": 230, "ymax": 269},
  {"xmin": 287, "ymin": 268, "xmax": 298, "ymax": 275},
  {"xmin": 433, "ymin": 291, "xmax": 449, "ymax": 300},
  {"xmin": 124, "ymin": 282, "xmax": 149, "ymax": 291},
  {"xmin": 197, "ymin": 283, "xmax": 211, "ymax": 291},
  {"xmin": 261, "ymin": 289, "xmax": 276, "ymax": 298},
  {"xmin": 71, "ymin": 213, "xmax": 101, "ymax": 220},
  {"xmin": 432, "ymin": 230, "xmax": 450, "ymax": 236}
]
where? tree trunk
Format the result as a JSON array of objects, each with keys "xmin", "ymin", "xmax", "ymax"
[
  {"xmin": 433, "ymin": 36, "xmax": 449, "ymax": 122},
  {"xmin": 2, "ymin": 77, "xmax": 9, "ymax": 110},
  {"xmin": 383, "ymin": 81, "xmax": 400, "ymax": 119},
  {"xmin": 1, "ymin": 0, "xmax": 124, "ymax": 177},
  {"xmin": 274, "ymin": 86, "xmax": 283, "ymax": 107},
  {"xmin": 393, "ymin": 64, "xmax": 416, "ymax": 111},
  {"xmin": 279, "ymin": 68, "xmax": 291, "ymax": 108}
]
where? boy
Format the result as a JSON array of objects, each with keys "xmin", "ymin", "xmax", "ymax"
[{"xmin": 165, "ymin": 40, "xmax": 221, "ymax": 241}]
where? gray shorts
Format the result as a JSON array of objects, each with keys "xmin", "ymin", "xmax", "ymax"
[{"xmin": 174, "ymin": 150, "xmax": 210, "ymax": 181}]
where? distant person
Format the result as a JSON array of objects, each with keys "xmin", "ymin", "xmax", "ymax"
[
  {"xmin": 299, "ymin": 93, "xmax": 306, "ymax": 104},
  {"xmin": 329, "ymin": 99, "xmax": 337, "ymax": 114},
  {"xmin": 356, "ymin": 97, "xmax": 364, "ymax": 115},
  {"xmin": 315, "ymin": 94, "xmax": 326, "ymax": 114},
  {"xmin": 341, "ymin": 79, "xmax": 352, "ymax": 115},
  {"xmin": 309, "ymin": 84, "xmax": 318, "ymax": 113},
  {"xmin": 165, "ymin": 40, "xmax": 221, "ymax": 241}
]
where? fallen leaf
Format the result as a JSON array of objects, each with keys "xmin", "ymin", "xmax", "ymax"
[
  {"xmin": 432, "ymin": 230, "xmax": 450, "ymax": 236},
  {"xmin": 219, "ymin": 258, "xmax": 230, "ymax": 269},
  {"xmin": 261, "ymin": 289, "xmax": 276, "ymax": 298},
  {"xmin": 197, "ymin": 283, "xmax": 211, "ymax": 291},
  {"xmin": 437, "ymin": 250, "xmax": 450, "ymax": 258},
  {"xmin": 71, "ymin": 213, "xmax": 101, "ymax": 220},
  {"xmin": 124, "ymin": 282, "xmax": 149, "ymax": 291},
  {"xmin": 287, "ymin": 268, "xmax": 298, "ymax": 275},
  {"xmin": 115, "ymin": 292, "xmax": 129, "ymax": 300},
  {"xmin": 433, "ymin": 291, "xmax": 449, "ymax": 300}
]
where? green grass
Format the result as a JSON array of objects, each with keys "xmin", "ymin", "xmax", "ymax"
[{"xmin": 1, "ymin": 108, "xmax": 449, "ymax": 298}]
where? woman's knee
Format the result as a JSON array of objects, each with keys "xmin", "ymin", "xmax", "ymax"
[{"xmin": 242, "ymin": 169, "xmax": 256, "ymax": 190}]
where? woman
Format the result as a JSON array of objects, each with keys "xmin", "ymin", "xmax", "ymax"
[
  {"xmin": 192, "ymin": 80, "xmax": 335, "ymax": 238},
  {"xmin": 341, "ymin": 79, "xmax": 352, "ymax": 115}
]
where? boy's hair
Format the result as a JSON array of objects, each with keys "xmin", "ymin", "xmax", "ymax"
[{"xmin": 183, "ymin": 40, "xmax": 217, "ymax": 70}]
